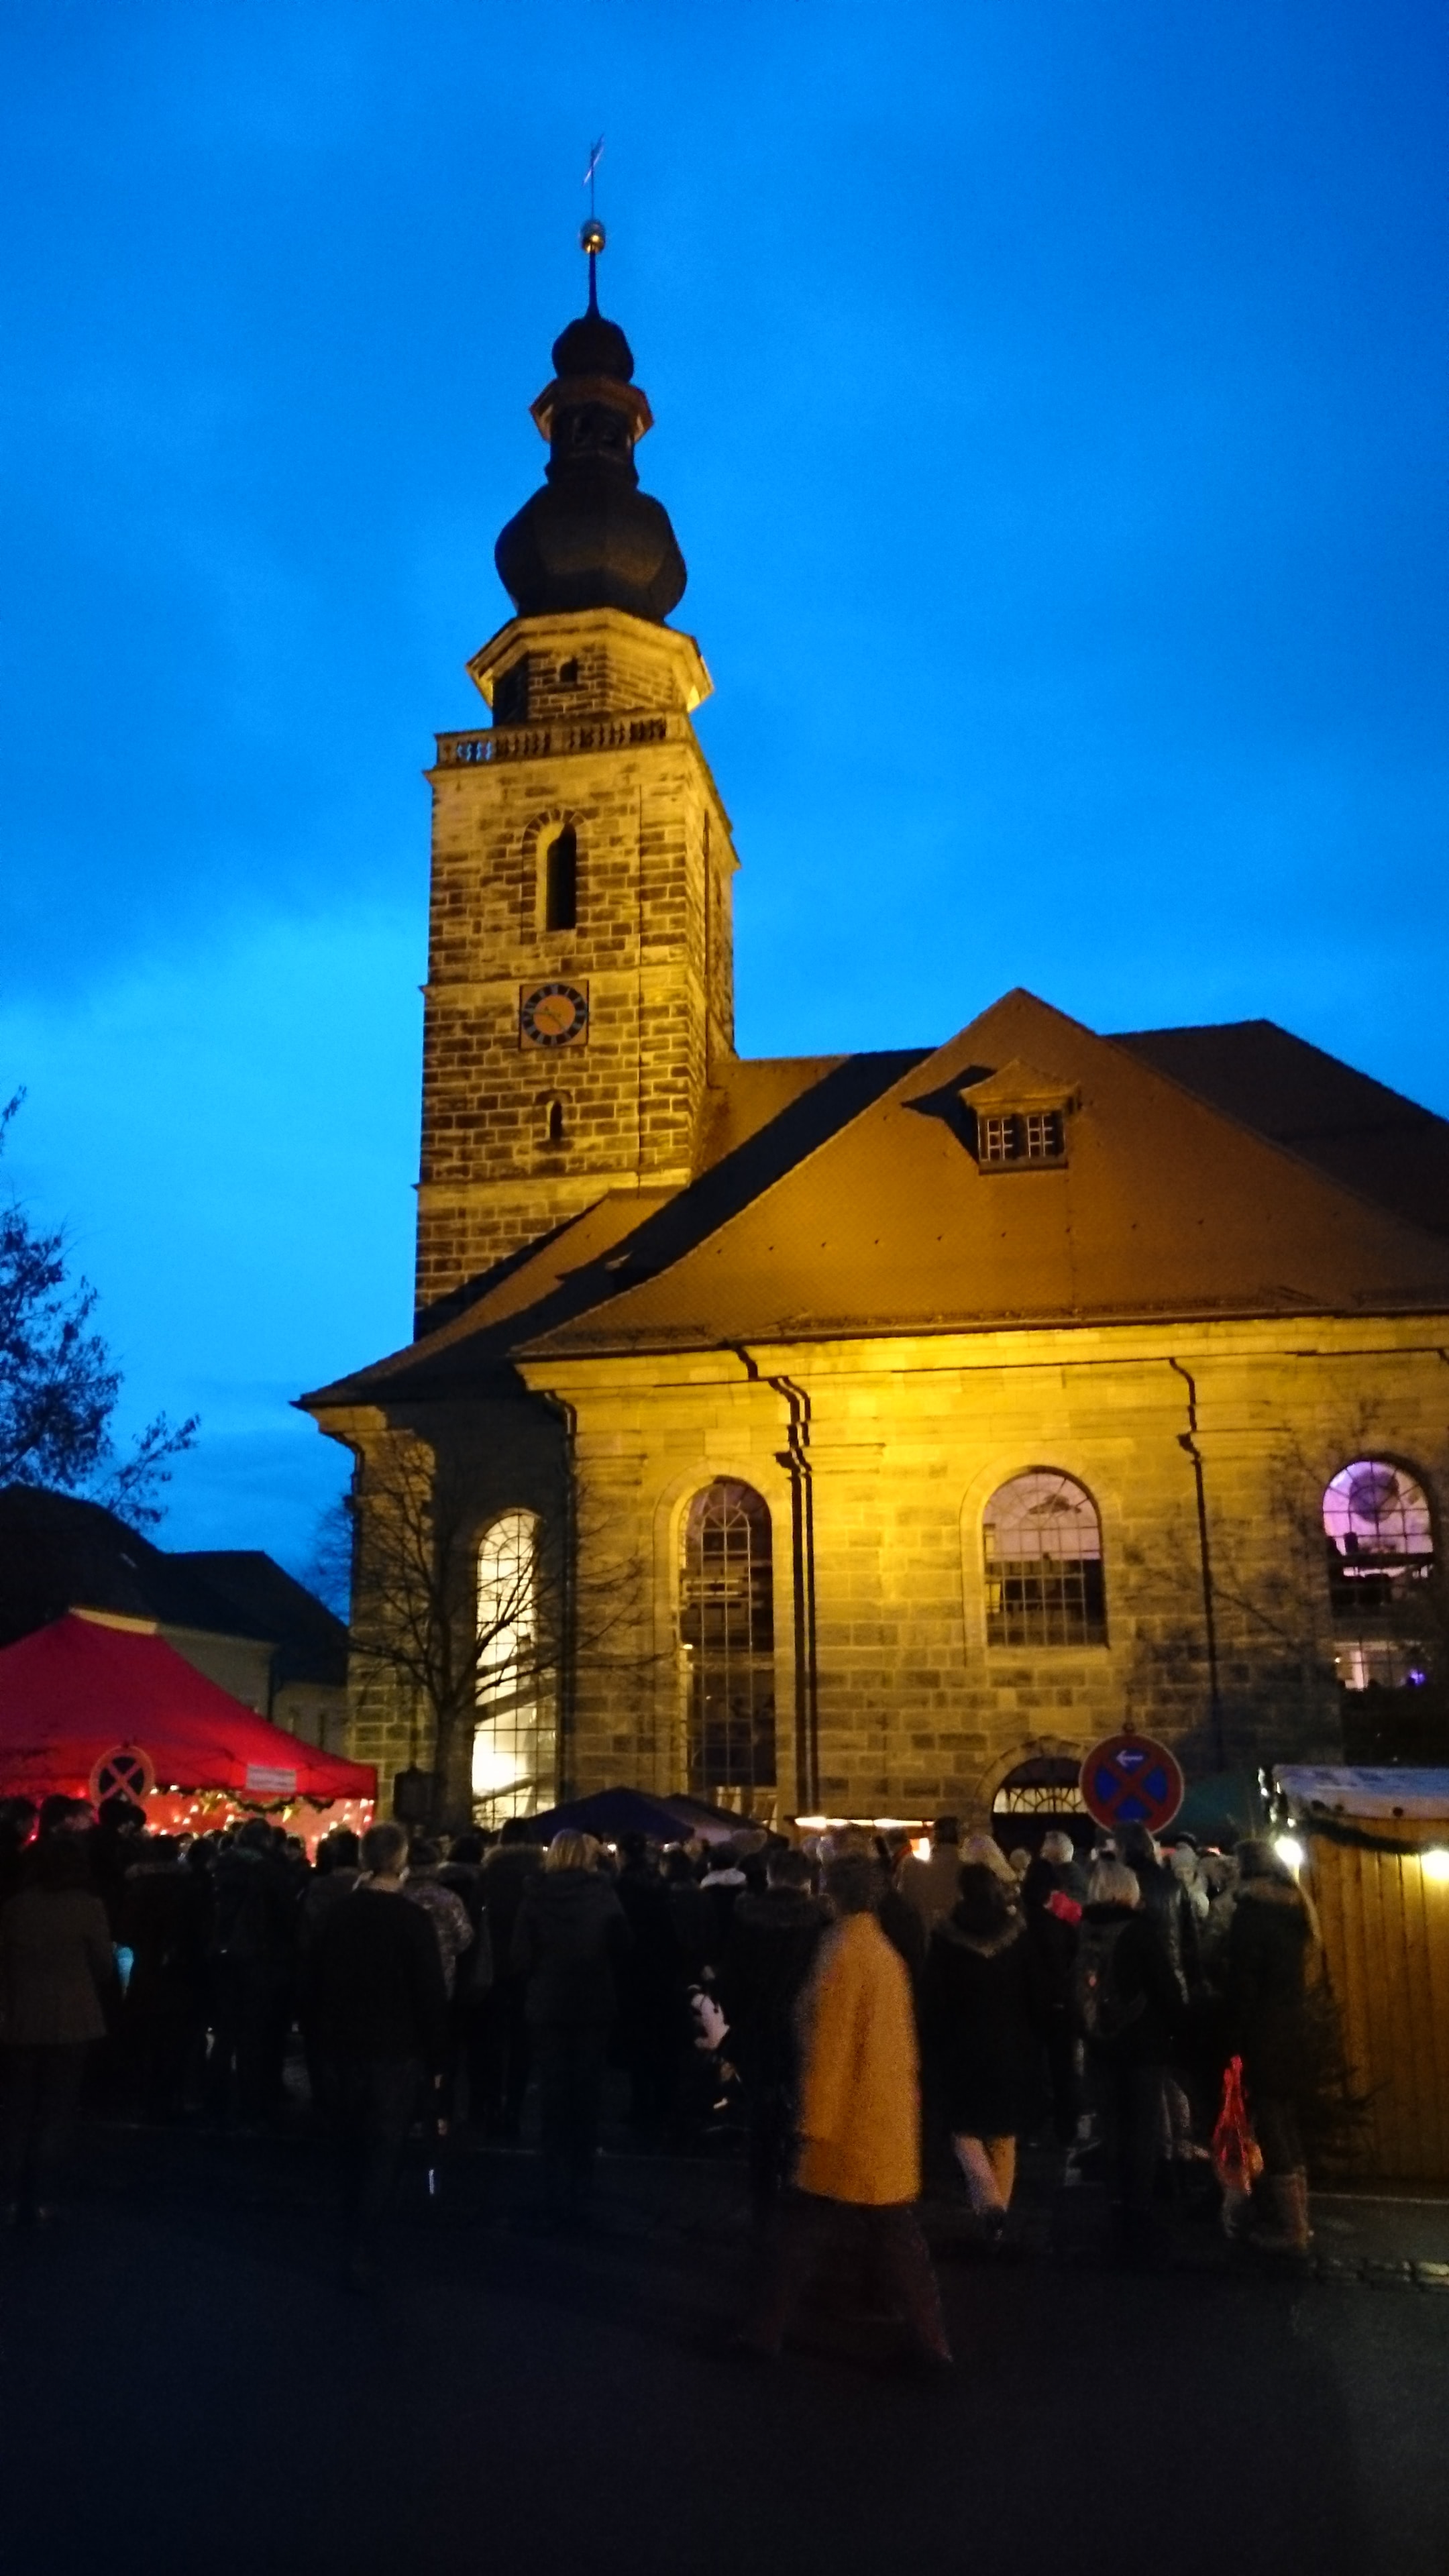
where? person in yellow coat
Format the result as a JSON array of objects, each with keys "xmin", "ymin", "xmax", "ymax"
[{"xmin": 738, "ymin": 1854, "xmax": 952, "ymax": 2365}]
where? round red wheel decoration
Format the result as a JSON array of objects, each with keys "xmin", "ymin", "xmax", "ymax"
[{"xmin": 88, "ymin": 1743, "xmax": 156, "ymax": 1807}]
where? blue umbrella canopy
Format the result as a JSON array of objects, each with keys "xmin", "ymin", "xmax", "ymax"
[{"xmin": 526, "ymin": 1784, "xmax": 740, "ymax": 1846}]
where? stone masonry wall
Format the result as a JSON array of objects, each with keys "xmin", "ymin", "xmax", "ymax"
[
  {"xmin": 417, "ymin": 643, "xmax": 737, "ymax": 1315},
  {"xmin": 519, "ymin": 1316, "xmax": 1449, "ymax": 1826}
]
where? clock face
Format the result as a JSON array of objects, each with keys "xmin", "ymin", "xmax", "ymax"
[{"xmin": 519, "ymin": 979, "xmax": 589, "ymax": 1049}]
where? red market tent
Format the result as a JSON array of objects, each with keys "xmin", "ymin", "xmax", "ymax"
[{"xmin": 0, "ymin": 1613, "xmax": 374, "ymax": 1806}]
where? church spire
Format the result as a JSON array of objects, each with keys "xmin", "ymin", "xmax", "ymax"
[{"xmin": 494, "ymin": 219, "xmax": 688, "ymax": 625}]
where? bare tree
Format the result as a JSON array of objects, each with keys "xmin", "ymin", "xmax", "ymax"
[
  {"xmin": 1120, "ymin": 1408, "xmax": 1449, "ymax": 1775},
  {"xmin": 345, "ymin": 1424, "xmax": 650, "ymax": 1831},
  {"xmin": 1, "ymin": 1091, "xmax": 197, "ymax": 1525}
]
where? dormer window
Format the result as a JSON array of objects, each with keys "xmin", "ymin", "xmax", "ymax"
[
  {"xmin": 980, "ymin": 1109, "xmax": 1065, "ymax": 1166},
  {"xmin": 961, "ymin": 1061, "xmax": 1074, "ymax": 1169}
]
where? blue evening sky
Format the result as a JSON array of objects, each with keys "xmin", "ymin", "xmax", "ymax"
[{"xmin": 2, "ymin": 0, "xmax": 1445, "ymax": 1572}]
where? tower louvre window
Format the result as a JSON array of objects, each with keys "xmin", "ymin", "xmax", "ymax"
[
  {"xmin": 494, "ymin": 659, "xmax": 529, "ymax": 724},
  {"xmin": 543, "ymin": 824, "xmax": 578, "ymax": 932}
]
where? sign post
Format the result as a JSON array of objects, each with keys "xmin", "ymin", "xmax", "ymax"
[{"xmin": 1079, "ymin": 1729, "xmax": 1185, "ymax": 1837}]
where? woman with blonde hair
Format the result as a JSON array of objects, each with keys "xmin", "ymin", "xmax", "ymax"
[{"xmin": 511, "ymin": 1831, "xmax": 629, "ymax": 2227}]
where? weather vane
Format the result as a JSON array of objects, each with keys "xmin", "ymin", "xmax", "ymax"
[{"xmin": 580, "ymin": 136, "xmax": 606, "ymax": 280}]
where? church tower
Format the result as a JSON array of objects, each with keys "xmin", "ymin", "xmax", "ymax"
[{"xmin": 415, "ymin": 231, "xmax": 739, "ymax": 1324}]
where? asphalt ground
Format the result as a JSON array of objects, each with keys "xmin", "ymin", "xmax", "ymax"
[{"xmin": 3, "ymin": 2112, "xmax": 1448, "ymax": 2576}]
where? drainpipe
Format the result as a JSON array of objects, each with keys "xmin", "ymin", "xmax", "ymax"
[
  {"xmin": 537, "ymin": 1391, "xmax": 578, "ymax": 1801},
  {"xmin": 1167, "ymin": 1357, "xmax": 1226, "ymax": 1772},
  {"xmin": 733, "ymin": 1347, "xmax": 820, "ymax": 1814}
]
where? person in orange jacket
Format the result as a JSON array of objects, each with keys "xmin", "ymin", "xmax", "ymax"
[{"xmin": 737, "ymin": 1852, "xmax": 951, "ymax": 2367}]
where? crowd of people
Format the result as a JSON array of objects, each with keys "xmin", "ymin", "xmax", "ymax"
[{"xmin": 0, "ymin": 1787, "xmax": 1324, "ymax": 2339}]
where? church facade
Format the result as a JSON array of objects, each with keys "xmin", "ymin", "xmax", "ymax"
[{"xmin": 304, "ymin": 252, "xmax": 1449, "ymax": 1832}]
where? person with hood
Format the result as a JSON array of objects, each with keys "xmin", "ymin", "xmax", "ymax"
[
  {"xmin": 720, "ymin": 1846, "xmax": 829, "ymax": 2216},
  {"xmin": 119, "ymin": 1834, "xmax": 211, "ymax": 2123},
  {"xmin": 0, "ymin": 1831, "xmax": 116, "ymax": 2219},
  {"xmin": 511, "ymin": 1831, "xmax": 631, "ymax": 2227},
  {"xmin": 737, "ymin": 1854, "xmax": 951, "ymax": 2367},
  {"xmin": 1225, "ymin": 1839, "xmax": 1320, "ymax": 2255},
  {"xmin": 205, "ymin": 1818, "xmax": 297, "ymax": 2125},
  {"xmin": 308, "ymin": 1820, "xmax": 449, "ymax": 2289},
  {"xmin": 613, "ymin": 1834, "xmax": 684, "ymax": 2134},
  {"xmin": 924, "ymin": 1862, "xmax": 1038, "ymax": 2241},
  {"xmin": 895, "ymin": 1815, "xmax": 963, "ymax": 1941},
  {"xmin": 1075, "ymin": 1856, "xmax": 1183, "ymax": 2263},
  {"xmin": 1018, "ymin": 1854, "xmax": 1081, "ymax": 2153},
  {"xmin": 473, "ymin": 1820, "xmax": 546, "ymax": 2136},
  {"xmin": 1117, "ymin": 1822, "xmax": 1201, "ymax": 2001}
]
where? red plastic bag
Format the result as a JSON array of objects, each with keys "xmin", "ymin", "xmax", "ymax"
[{"xmin": 1212, "ymin": 2053, "xmax": 1264, "ymax": 2192}]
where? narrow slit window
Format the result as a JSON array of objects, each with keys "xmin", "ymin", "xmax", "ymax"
[
  {"xmin": 543, "ymin": 1098, "xmax": 564, "ymax": 1146},
  {"xmin": 543, "ymin": 824, "xmax": 578, "ymax": 932}
]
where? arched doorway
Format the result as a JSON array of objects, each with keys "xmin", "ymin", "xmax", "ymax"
[{"xmin": 990, "ymin": 1752, "xmax": 1091, "ymax": 1861}]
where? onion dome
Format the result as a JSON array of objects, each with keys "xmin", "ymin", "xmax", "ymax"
[{"xmin": 494, "ymin": 225, "xmax": 687, "ymax": 624}]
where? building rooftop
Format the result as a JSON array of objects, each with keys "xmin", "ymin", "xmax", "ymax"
[{"xmin": 305, "ymin": 991, "xmax": 1449, "ymax": 1407}]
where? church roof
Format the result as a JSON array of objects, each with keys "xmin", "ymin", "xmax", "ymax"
[
  {"xmin": 1111, "ymin": 1020, "xmax": 1449, "ymax": 1240},
  {"xmin": 303, "ymin": 993, "xmax": 1449, "ymax": 1407}
]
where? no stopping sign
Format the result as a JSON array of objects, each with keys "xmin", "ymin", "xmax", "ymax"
[{"xmin": 1079, "ymin": 1731, "xmax": 1184, "ymax": 1835}]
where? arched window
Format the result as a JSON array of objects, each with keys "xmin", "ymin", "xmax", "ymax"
[
  {"xmin": 473, "ymin": 1509, "xmax": 554, "ymax": 1821},
  {"xmin": 680, "ymin": 1481, "xmax": 775, "ymax": 1796},
  {"xmin": 983, "ymin": 1471, "xmax": 1106, "ymax": 1648},
  {"xmin": 1323, "ymin": 1459, "xmax": 1435, "ymax": 1690},
  {"xmin": 542, "ymin": 1097, "xmax": 565, "ymax": 1147},
  {"xmin": 543, "ymin": 824, "xmax": 578, "ymax": 932}
]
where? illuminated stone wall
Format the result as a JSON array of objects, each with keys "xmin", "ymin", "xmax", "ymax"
[
  {"xmin": 415, "ymin": 607, "xmax": 737, "ymax": 1318},
  {"xmin": 517, "ymin": 1316, "xmax": 1449, "ymax": 1825}
]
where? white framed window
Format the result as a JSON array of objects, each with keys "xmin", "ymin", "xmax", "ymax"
[{"xmin": 977, "ymin": 1109, "xmax": 1066, "ymax": 1166}]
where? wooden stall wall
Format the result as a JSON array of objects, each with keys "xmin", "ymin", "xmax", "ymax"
[{"xmin": 1306, "ymin": 1821, "xmax": 1449, "ymax": 2183}]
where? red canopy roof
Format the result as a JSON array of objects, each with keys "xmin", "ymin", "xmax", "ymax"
[{"xmin": 0, "ymin": 1615, "xmax": 375, "ymax": 1804}]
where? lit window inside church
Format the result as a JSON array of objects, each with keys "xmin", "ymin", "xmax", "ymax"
[
  {"xmin": 1323, "ymin": 1459, "xmax": 1436, "ymax": 1690},
  {"xmin": 680, "ymin": 1481, "xmax": 775, "ymax": 1798},
  {"xmin": 983, "ymin": 1471, "xmax": 1106, "ymax": 1647},
  {"xmin": 544, "ymin": 824, "xmax": 578, "ymax": 932},
  {"xmin": 473, "ymin": 1508, "xmax": 555, "ymax": 1819}
]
